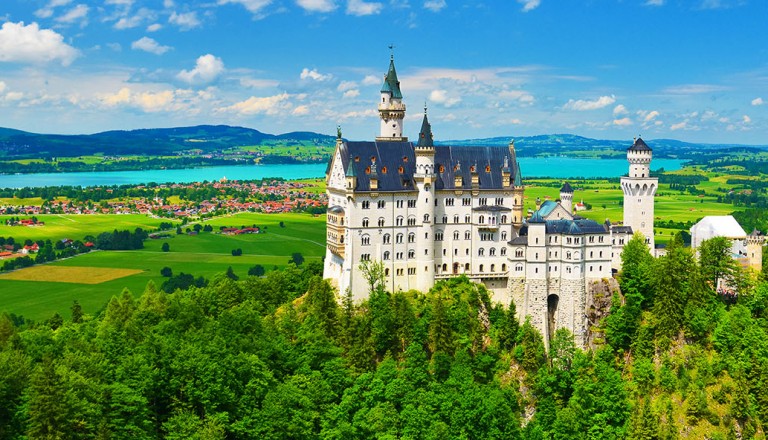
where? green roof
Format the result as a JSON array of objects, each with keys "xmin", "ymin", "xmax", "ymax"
[
  {"xmin": 416, "ymin": 109, "xmax": 433, "ymax": 148},
  {"xmin": 380, "ymin": 56, "xmax": 403, "ymax": 99}
]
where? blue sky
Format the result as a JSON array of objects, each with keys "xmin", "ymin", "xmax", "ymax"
[{"xmin": 0, "ymin": 0, "xmax": 766, "ymax": 144}]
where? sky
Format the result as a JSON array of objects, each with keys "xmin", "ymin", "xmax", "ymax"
[{"xmin": 0, "ymin": 0, "xmax": 766, "ymax": 145}]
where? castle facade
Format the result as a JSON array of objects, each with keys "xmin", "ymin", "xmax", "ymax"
[{"xmin": 323, "ymin": 56, "xmax": 653, "ymax": 346}]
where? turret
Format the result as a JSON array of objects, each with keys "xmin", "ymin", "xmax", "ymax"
[
  {"xmin": 620, "ymin": 137, "xmax": 657, "ymax": 250},
  {"xmin": 414, "ymin": 107, "xmax": 435, "ymax": 292},
  {"xmin": 560, "ymin": 182, "xmax": 574, "ymax": 214},
  {"xmin": 627, "ymin": 137, "xmax": 653, "ymax": 178},
  {"xmin": 746, "ymin": 229, "xmax": 765, "ymax": 272},
  {"xmin": 377, "ymin": 54, "xmax": 407, "ymax": 141},
  {"xmin": 345, "ymin": 155, "xmax": 357, "ymax": 191}
]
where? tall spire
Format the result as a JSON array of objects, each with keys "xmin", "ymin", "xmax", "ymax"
[
  {"xmin": 417, "ymin": 104, "xmax": 433, "ymax": 148},
  {"xmin": 380, "ymin": 53, "xmax": 403, "ymax": 99}
]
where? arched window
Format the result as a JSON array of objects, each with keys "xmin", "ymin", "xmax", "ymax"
[
  {"xmin": 383, "ymin": 251, "xmax": 390, "ymax": 260},
  {"xmin": 423, "ymin": 214, "xmax": 430, "ymax": 223},
  {"xmin": 361, "ymin": 234, "xmax": 370, "ymax": 245},
  {"xmin": 454, "ymin": 231, "xmax": 460, "ymax": 240},
  {"xmin": 489, "ymin": 248, "xmax": 496, "ymax": 256},
  {"xmin": 501, "ymin": 263, "xmax": 507, "ymax": 271},
  {"xmin": 465, "ymin": 263, "xmax": 470, "ymax": 271},
  {"xmin": 396, "ymin": 216, "xmax": 404, "ymax": 226},
  {"xmin": 408, "ymin": 233, "xmax": 415, "ymax": 243},
  {"xmin": 490, "ymin": 264, "xmax": 495, "ymax": 272},
  {"xmin": 378, "ymin": 217, "xmax": 385, "ymax": 227},
  {"xmin": 479, "ymin": 264, "xmax": 484, "ymax": 272},
  {"xmin": 383, "ymin": 234, "xmax": 391, "ymax": 244},
  {"xmin": 396, "ymin": 233, "xmax": 403, "ymax": 244},
  {"xmin": 478, "ymin": 248, "xmax": 485, "ymax": 257},
  {"xmin": 501, "ymin": 215, "xmax": 507, "ymax": 223},
  {"xmin": 501, "ymin": 248, "xmax": 507, "ymax": 256},
  {"xmin": 479, "ymin": 215, "xmax": 485, "ymax": 224},
  {"xmin": 362, "ymin": 217, "xmax": 369, "ymax": 227}
]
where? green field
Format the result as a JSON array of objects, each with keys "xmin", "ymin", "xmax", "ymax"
[
  {"xmin": 0, "ymin": 214, "xmax": 176, "ymax": 242},
  {"xmin": 0, "ymin": 212, "xmax": 326, "ymax": 321}
]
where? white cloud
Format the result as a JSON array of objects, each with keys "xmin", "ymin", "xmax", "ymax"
[
  {"xmin": 563, "ymin": 95, "xmax": 615, "ymax": 111},
  {"xmin": 517, "ymin": 0, "xmax": 540, "ymax": 12},
  {"xmin": 169, "ymin": 11, "xmax": 201, "ymax": 30},
  {"xmin": 113, "ymin": 8, "xmax": 156, "ymax": 29},
  {"xmin": 644, "ymin": 0, "xmax": 664, "ymax": 5},
  {"xmin": 429, "ymin": 89, "xmax": 461, "ymax": 107},
  {"xmin": 297, "ymin": 0, "xmax": 336, "ymax": 13},
  {"xmin": 347, "ymin": 0, "xmax": 383, "ymax": 15},
  {"xmin": 0, "ymin": 81, "xmax": 6, "ymax": 94},
  {"xmin": 240, "ymin": 77, "xmax": 280, "ymax": 88},
  {"xmin": 35, "ymin": 0, "xmax": 73, "ymax": 19},
  {"xmin": 219, "ymin": 93, "xmax": 291, "ymax": 115},
  {"xmin": 217, "ymin": 0, "xmax": 272, "ymax": 15},
  {"xmin": 643, "ymin": 110, "xmax": 660, "ymax": 122},
  {"xmin": 498, "ymin": 90, "xmax": 534, "ymax": 104},
  {"xmin": 743, "ymin": 115, "xmax": 751, "ymax": 124},
  {"xmin": 362, "ymin": 74, "xmax": 379, "ymax": 86},
  {"xmin": 131, "ymin": 37, "xmax": 171, "ymax": 55},
  {"xmin": 423, "ymin": 0, "xmax": 446, "ymax": 11},
  {"xmin": 613, "ymin": 104, "xmax": 628, "ymax": 116},
  {"xmin": 337, "ymin": 81, "xmax": 357, "ymax": 91},
  {"xmin": 663, "ymin": 84, "xmax": 729, "ymax": 94},
  {"xmin": 343, "ymin": 89, "xmax": 360, "ymax": 98},
  {"xmin": 670, "ymin": 121, "xmax": 688, "ymax": 131},
  {"xmin": 0, "ymin": 22, "xmax": 80, "ymax": 66},
  {"xmin": 613, "ymin": 117, "xmax": 632, "ymax": 126},
  {"xmin": 101, "ymin": 87, "xmax": 176, "ymax": 112},
  {"xmin": 146, "ymin": 23, "xmax": 162, "ymax": 32},
  {"xmin": 106, "ymin": 42, "xmax": 122, "ymax": 51},
  {"xmin": 752, "ymin": 97, "xmax": 764, "ymax": 106},
  {"xmin": 293, "ymin": 105, "xmax": 309, "ymax": 115},
  {"xmin": 177, "ymin": 54, "xmax": 225, "ymax": 84},
  {"xmin": 300, "ymin": 68, "xmax": 331, "ymax": 81},
  {"xmin": 56, "ymin": 4, "xmax": 89, "ymax": 25}
]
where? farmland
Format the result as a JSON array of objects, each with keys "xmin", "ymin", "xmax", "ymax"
[
  {"xmin": 0, "ymin": 212, "xmax": 326, "ymax": 321},
  {"xmin": 0, "ymin": 213, "xmax": 174, "ymax": 242}
]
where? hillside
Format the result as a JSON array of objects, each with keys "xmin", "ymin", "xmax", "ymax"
[{"xmin": 0, "ymin": 125, "xmax": 337, "ymax": 159}]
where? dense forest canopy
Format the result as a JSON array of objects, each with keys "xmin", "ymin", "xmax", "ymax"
[{"xmin": 1, "ymin": 234, "xmax": 768, "ymax": 439}]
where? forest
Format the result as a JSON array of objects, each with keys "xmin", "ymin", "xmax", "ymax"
[{"xmin": 1, "ymin": 233, "xmax": 768, "ymax": 439}]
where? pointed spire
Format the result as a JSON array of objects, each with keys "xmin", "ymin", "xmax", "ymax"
[
  {"xmin": 514, "ymin": 161, "xmax": 523, "ymax": 187},
  {"xmin": 380, "ymin": 52, "xmax": 403, "ymax": 99},
  {"xmin": 417, "ymin": 104, "xmax": 434, "ymax": 148},
  {"xmin": 345, "ymin": 155, "xmax": 356, "ymax": 177}
]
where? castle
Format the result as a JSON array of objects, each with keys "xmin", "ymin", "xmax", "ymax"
[{"xmin": 323, "ymin": 55, "xmax": 656, "ymax": 346}]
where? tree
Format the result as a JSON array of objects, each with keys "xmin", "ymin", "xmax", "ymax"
[
  {"xmin": 290, "ymin": 252, "xmax": 304, "ymax": 266},
  {"xmin": 162, "ymin": 242, "xmax": 170, "ymax": 252},
  {"xmin": 71, "ymin": 300, "xmax": 83, "ymax": 324},
  {"xmin": 653, "ymin": 233, "xmax": 694, "ymax": 341},
  {"xmin": 248, "ymin": 264, "xmax": 265, "ymax": 277},
  {"xmin": 193, "ymin": 223, "xmax": 203, "ymax": 233},
  {"xmin": 160, "ymin": 266, "xmax": 173, "ymax": 277},
  {"xmin": 225, "ymin": 266, "xmax": 239, "ymax": 281},
  {"xmin": 232, "ymin": 248, "xmax": 243, "ymax": 256},
  {"xmin": 359, "ymin": 260, "xmax": 385, "ymax": 293},
  {"xmin": 699, "ymin": 236, "xmax": 742, "ymax": 291}
]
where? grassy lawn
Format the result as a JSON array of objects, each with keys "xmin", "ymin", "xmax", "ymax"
[
  {"xmin": 0, "ymin": 214, "xmax": 176, "ymax": 242},
  {"xmin": 0, "ymin": 212, "xmax": 326, "ymax": 321}
]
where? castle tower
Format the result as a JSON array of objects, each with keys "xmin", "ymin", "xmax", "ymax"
[
  {"xmin": 560, "ymin": 182, "xmax": 573, "ymax": 214},
  {"xmin": 746, "ymin": 229, "xmax": 765, "ymax": 272},
  {"xmin": 620, "ymin": 138, "xmax": 657, "ymax": 250},
  {"xmin": 414, "ymin": 106, "xmax": 436, "ymax": 292},
  {"xmin": 376, "ymin": 54, "xmax": 407, "ymax": 142}
]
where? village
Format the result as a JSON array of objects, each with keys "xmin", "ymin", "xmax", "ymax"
[{"xmin": 1, "ymin": 179, "xmax": 327, "ymax": 219}]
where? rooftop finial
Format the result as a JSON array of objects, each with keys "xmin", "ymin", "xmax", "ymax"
[
  {"xmin": 388, "ymin": 44, "xmax": 395, "ymax": 59},
  {"xmin": 424, "ymin": 101, "xmax": 427, "ymax": 114},
  {"xmin": 337, "ymin": 125, "xmax": 342, "ymax": 139}
]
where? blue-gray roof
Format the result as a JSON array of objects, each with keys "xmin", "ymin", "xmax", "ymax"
[
  {"xmin": 339, "ymin": 141, "xmax": 521, "ymax": 192},
  {"xmin": 536, "ymin": 200, "xmax": 559, "ymax": 217},
  {"xmin": 561, "ymin": 182, "xmax": 573, "ymax": 193},
  {"xmin": 544, "ymin": 218, "xmax": 609, "ymax": 235},
  {"xmin": 628, "ymin": 137, "xmax": 651, "ymax": 152}
]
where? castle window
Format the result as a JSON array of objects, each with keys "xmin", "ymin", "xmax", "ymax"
[
  {"xmin": 408, "ymin": 268, "xmax": 416, "ymax": 275},
  {"xmin": 385, "ymin": 268, "xmax": 389, "ymax": 276},
  {"xmin": 408, "ymin": 233, "xmax": 415, "ymax": 243},
  {"xmin": 439, "ymin": 165, "xmax": 445, "ymax": 173},
  {"xmin": 396, "ymin": 252, "xmax": 403, "ymax": 260},
  {"xmin": 397, "ymin": 268, "xmax": 403, "ymax": 275},
  {"xmin": 502, "ymin": 263, "xmax": 507, "ymax": 271},
  {"xmin": 396, "ymin": 233, "xmax": 403, "ymax": 244},
  {"xmin": 398, "ymin": 166, "xmax": 404, "ymax": 174},
  {"xmin": 360, "ymin": 254, "xmax": 370, "ymax": 261},
  {"xmin": 396, "ymin": 216, "xmax": 403, "ymax": 226},
  {"xmin": 490, "ymin": 248, "xmax": 496, "ymax": 256},
  {"xmin": 453, "ymin": 231, "xmax": 459, "ymax": 240},
  {"xmin": 465, "ymin": 263, "xmax": 470, "ymax": 271},
  {"xmin": 442, "ymin": 215, "xmax": 448, "ymax": 223},
  {"xmin": 445, "ymin": 197, "xmax": 454, "ymax": 206},
  {"xmin": 383, "ymin": 251, "xmax": 390, "ymax": 260},
  {"xmin": 478, "ymin": 248, "xmax": 485, "ymax": 257},
  {"xmin": 378, "ymin": 217, "xmax": 385, "ymax": 227},
  {"xmin": 362, "ymin": 234, "xmax": 370, "ymax": 245},
  {"xmin": 479, "ymin": 215, "xmax": 485, "ymax": 224},
  {"xmin": 501, "ymin": 231, "xmax": 507, "ymax": 240},
  {"xmin": 516, "ymin": 264, "xmax": 523, "ymax": 272},
  {"xmin": 407, "ymin": 216, "xmax": 416, "ymax": 226},
  {"xmin": 435, "ymin": 232, "xmax": 444, "ymax": 241},
  {"xmin": 599, "ymin": 251, "xmax": 603, "ymax": 258},
  {"xmin": 490, "ymin": 264, "xmax": 495, "ymax": 272},
  {"xmin": 423, "ymin": 214, "xmax": 430, "ymax": 223},
  {"xmin": 378, "ymin": 200, "xmax": 385, "ymax": 209},
  {"xmin": 479, "ymin": 264, "xmax": 484, "ymax": 272},
  {"xmin": 408, "ymin": 200, "xmax": 416, "ymax": 208},
  {"xmin": 501, "ymin": 248, "xmax": 507, "ymax": 256},
  {"xmin": 465, "ymin": 231, "xmax": 471, "ymax": 240},
  {"xmin": 362, "ymin": 201, "xmax": 370, "ymax": 209},
  {"xmin": 515, "ymin": 248, "xmax": 523, "ymax": 257},
  {"xmin": 463, "ymin": 198, "xmax": 471, "ymax": 206},
  {"xmin": 408, "ymin": 250, "xmax": 415, "ymax": 259},
  {"xmin": 362, "ymin": 218, "xmax": 369, "ymax": 227},
  {"xmin": 383, "ymin": 234, "xmax": 391, "ymax": 244},
  {"xmin": 501, "ymin": 215, "xmax": 507, "ymax": 224},
  {"xmin": 454, "ymin": 215, "xmax": 460, "ymax": 223}
]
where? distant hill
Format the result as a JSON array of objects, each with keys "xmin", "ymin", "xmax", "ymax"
[
  {"xmin": 0, "ymin": 125, "xmax": 337, "ymax": 159},
  {"xmin": 437, "ymin": 133, "xmax": 768, "ymax": 159}
]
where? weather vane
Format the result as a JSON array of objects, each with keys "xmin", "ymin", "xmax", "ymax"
[{"xmin": 389, "ymin": 44, "xmax": 395, "ymax": 58}]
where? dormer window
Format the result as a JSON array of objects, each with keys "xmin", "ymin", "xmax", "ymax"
[
  {"xmin": 381, "ymin": 166, "xmax": 387, "ymax": 174},
  {"xmin": 439, "ymin": 165, "xmax": 445, "ymax": 173},
  {"xmin": 398, "ymin": 166, "xmax": 404, "ymax": 174},
  {"xmin": 485, "ymin": 165, "xmax": 491, "ymax": 173},
  {"xmin": 365, "ymin": 167, "xmax": 371, "ymax": 174},
  {"xmin": 402, "ymin": 156, "xmax": 408, "ymax": 162}
]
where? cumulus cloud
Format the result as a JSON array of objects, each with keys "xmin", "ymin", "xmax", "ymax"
[
  {"xmin": 742, "ymin": 115, "xmax": 751, "ymax": 124},
  {"xmin": 177, "ymin": 54, "xmax": 225, "ymax": 84},
  {"xmin": 343, "ymin": 89, "xmax": 360, "ymax": 98},
  {"xmin": 101, "ymin": 87, "xmax": 175, "ymax": 112},
  {"xmin": 563, "ymin": 95, "xmax": 615, "ymax": 111},
  {"xmin": 670, "ymin": 121, "xmax": 689, "ymax": 131},
  {"xmin": 114, "ymin": 8, "xmax": 156, "ymax": 29},
  {"xmin": 292, "ymin": 105, "xmax": 309, "ymax": 115},
  {"xmin": 169, "ymin": 11, "xmax": 201, "ymax": 30},
  {"xmin": 429, "ymin": 89, "xmax": 461, "ymax": 107},
  {"xmin": 613, "ymin": 104, "xmax": 628, "ymax": 116},
  {"xmin": 337, "ymin": 81, "xmax": 357, "ymax": 91},
  {"xmin": 517, "ymin": 0, "xmax": 540, "ymax": 12},
  {"xmin": 424, "ymin": 0, "xmax": 446, "ymax": 11},
  {"xmin": 146, "ymin": 23, "xmax": 162, "ymax": 32},
  {"xmin": 217, "ymin": 0, "xmax": 272, "ymax": 15},
  {"xmin": 643, "ymin": 110, "xmax": 660, "ymax": 122},
  {"xmin": 0, "ymin": 22, "xmax": 80, "ymax": 66},
  {"xmin": 752, "ymin": 97, "xmax": 764, "ymax": 106},
  {"xmin": 347, "ymin": 0, "xmax": 383, "ymax": 15},
  {"xmin": 219, "ymin": 93, "xmax": 291, "ymax": 115},
  {"xmin": 131, "ymin": 37, "xmax": 171, "ymax": 55},
  {"xmin": 35, "ymin": 0, "xmax": 73, "ymax": 19},
  {"xmin": 0, "ymin": 81, "xmax": 5, "ymax": 94},
  {"xmin": 297, "ymin": 0, "xmax": 336, "ymax": 13},
  {"xmin": 498, "ymin": 90, "xmax": 534, "ymax": 105},
  {"xmin": 300, "ymin": 68, "xmax": 331, "ymax": 81},
  {"xmin": 613, "ymin": 117, "xmax": 632, "ymax": 126}
]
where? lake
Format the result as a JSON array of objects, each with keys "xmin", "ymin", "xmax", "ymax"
[{"xmin": 1, "ymin": 158, "xmax": 685, "ymax": 188}]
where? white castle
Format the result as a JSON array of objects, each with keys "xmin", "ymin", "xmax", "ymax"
[{"xmin": 323, "ymin": 56, "xmax": 656, "ymax": 346}]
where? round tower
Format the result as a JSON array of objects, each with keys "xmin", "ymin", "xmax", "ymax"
[
  {"xmin": 414, "ymin": 106, "xmax": 435, "ymax": 292},
  {"xmin": 620, "ymin": 137, "xmax": 657, "ymax": 250},
  {"xmin": 377, "ymin": 54, "xmax": 407, "ymax": 141},
  {"xmin": 560, "ymin": 182, "xmax": 574, "ymax": 214},
  {"xmin": 746, "ymin": 230, "xmax": 765, "ymax": 272}
]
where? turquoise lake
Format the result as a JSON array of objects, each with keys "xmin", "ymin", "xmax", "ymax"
[{"xmin": 1, "ymin": 158, "xmax": 686, "ymax": 188}]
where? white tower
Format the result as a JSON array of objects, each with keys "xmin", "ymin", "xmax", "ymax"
[
  {"xmin": 559, "ymin": 182, "xmax": 573, "ymax": 214},
  {"xmin": 376, "ymin": 54, "xmax": 407, "ymax": 142},
  {"xmin": 620, "ymin": 138, "xmax": 657, "ymax": 249},
  {"xmin": 414, "ymin": 106, "xmax": 436, "ymax": 292}
]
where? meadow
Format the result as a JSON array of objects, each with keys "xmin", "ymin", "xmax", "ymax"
[
  {"xmin": 0, "ymin": 213, "xmax": 173, "ymax": 242},
  {"xmin": 0, "ymin": 212, "xmax": 326, "ymax": 321}
]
